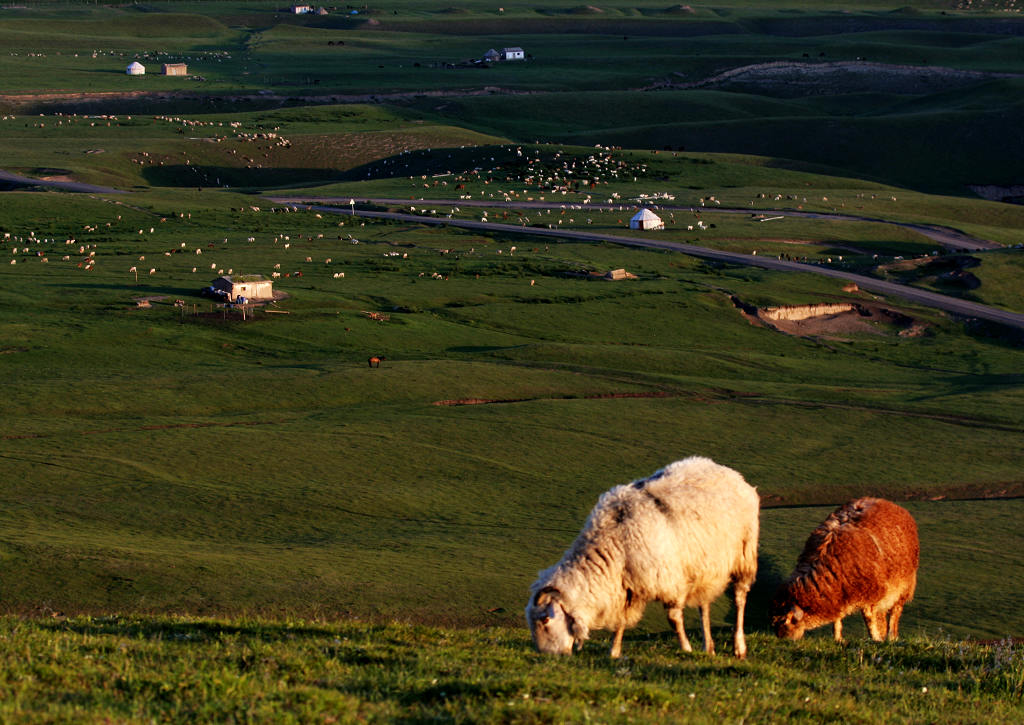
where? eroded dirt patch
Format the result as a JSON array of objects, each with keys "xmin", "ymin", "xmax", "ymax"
[{"xmin": 732, "ymin": 295, "xmax": 926, "ymax": 339}]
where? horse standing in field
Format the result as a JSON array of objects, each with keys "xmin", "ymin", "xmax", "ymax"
[{"xmin": 368, "ymin": 355, "xmax": 386, "ymax": 368}]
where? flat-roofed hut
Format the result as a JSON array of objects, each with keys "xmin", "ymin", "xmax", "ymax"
[{"xmin": 211, "ymin": 274, "xmax": 274, "ymax": 302}]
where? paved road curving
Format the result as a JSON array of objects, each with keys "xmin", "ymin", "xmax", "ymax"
[
  {"xmin": 268, "ymin": 196, "xmax": 1024, "ymax": 332},
  {"xmin": 267, "ymin": 196, "xmax": 1001, "ymax": 252}
]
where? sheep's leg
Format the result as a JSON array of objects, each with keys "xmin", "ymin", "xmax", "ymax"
[
  {"xmin": 863, "ymin": 608, "xmax": 887, "ymax": 641},
  {"xmin": 666, "ymin": 606, "xmax": 692, "ymax": 653},
  {"xmin": 832, "ymin": 618, "xmax": 844, "ymax": 643},
  {"xmin": 732, "ymin": 584, "xmax": 749, "ymax": 659},
  {"xmin": 700, "ymin": 604, "xmax": 715, "ymax": 655},
  {"xmin": 610, "ymin": 626, "xmax": 625, "ymax": 658},
  {"xmin": 887, "ymin": 603, "xmax": 905, "ymax": 641}
]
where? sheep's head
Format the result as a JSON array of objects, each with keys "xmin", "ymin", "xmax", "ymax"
[
  {"xmin": 769, "ymin": 591, "xmax": 807, "ymax": 640},
  {"xmin": 526, "ymin": 586, "xmax": 586, "ymax": 655}
]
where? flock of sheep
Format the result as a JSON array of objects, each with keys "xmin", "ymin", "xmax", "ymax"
[{"xmin": 526, "ymin": 456, "xmax": 919, "ymax": 658}]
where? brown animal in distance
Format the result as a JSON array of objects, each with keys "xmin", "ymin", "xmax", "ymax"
[
  {"xmin": 367, "ymin": 355, "xmax": 386, "ymax": 368},
  {"xmin": 770, "ymin": 497, "xmax": 919, "ymax": 642}
]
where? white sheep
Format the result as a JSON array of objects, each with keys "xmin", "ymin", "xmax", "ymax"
[{"xmin": 526, "ymin": 456, "xmax": 759, "ymax": 659}]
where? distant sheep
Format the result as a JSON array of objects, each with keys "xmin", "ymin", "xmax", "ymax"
[
  {"xmin": 526, "ymin": 456, "xmax": 759, "ymax": 658},
  {"xmin": 770, "ymin": 497, "xmax": 918, "ymax": 642}
]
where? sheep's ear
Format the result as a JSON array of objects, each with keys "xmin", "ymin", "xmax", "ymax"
[
  {"xmin": 791, "ymin": 605, "xmax": 804, "ymax": 622},
  {"xmin": 533, "ymin": 586, "xmax": 559, "ymax": 606}
]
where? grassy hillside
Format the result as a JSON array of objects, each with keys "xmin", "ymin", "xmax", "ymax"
[
  {"xmin": 0, "ymin": 6, "xmax": 1021, "ymax": 716},
  {"xmin": 0, "ymin": 1, "xmax": 1021, "ymax": 195},
  {"xmin": 1, "ymin": 189, "xmax": 1022, "ymax": 637},
  {"xmin": 404, "ymin": 81, "xmax": 1024, "ymax": 195},
  {"xmin": 1, "ymin": 616, "xmax": 1022, "ymax": 723}
]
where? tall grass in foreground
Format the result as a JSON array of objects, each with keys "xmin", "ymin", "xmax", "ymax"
[{"xmin": 1, "ymin": 616, "xmax": 1021, "ymax": 723}]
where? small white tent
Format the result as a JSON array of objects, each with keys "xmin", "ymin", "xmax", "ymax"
[
  {"xmin": 126, "ymin": 62, "xmax": 146, "ymax": 76},
  {"xmin": 629, "ymin": 208, "xmax": 664, "ymax": 230}
]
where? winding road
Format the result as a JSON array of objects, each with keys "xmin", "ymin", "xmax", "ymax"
[
  {"xmin": 268, "ymin": 196, "xmax": 1002, "ymax": 252},
  {"xmin": 268, "ymin": 195, "xmax": 1024, "ymax": 332},
  {"xmin": 3, "ymin": 169, "xmax": 1018, "ymax": 330}
]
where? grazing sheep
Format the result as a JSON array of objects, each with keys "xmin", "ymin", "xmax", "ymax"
[
  {"xmin": 526, "ymin": 456, "xmax": 759, "ymax": 659},
  {"xmin": 769, "ymin": 497, "xmax": 918, "ymax": 643}
]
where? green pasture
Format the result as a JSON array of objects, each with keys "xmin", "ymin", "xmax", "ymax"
[
  {"xmin": 405, "ymin": 82, "xmax": 1024, "ymax": 195},
  {"xmin": 0, "ymin": 1, "xmax": 1021, "ymax": 197},
  {"xmin": 1, "ymin": 109, "xmax": 1022, "ymax": 309},
  {"xmin": 1, "ymin": 190, "xmax": 1023, "ymax": 638},
  {"xmin": 0, "ymin": 616, "xmax": 1022, "ymax": 723},
  {"xmin": 0, "ymin": 4, "xmax": 1021, "ymax": 714}
]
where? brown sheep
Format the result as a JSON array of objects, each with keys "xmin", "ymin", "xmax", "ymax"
[{"xmin": 770, "ymin": 497, "xmax": 918, "ymax": 642}]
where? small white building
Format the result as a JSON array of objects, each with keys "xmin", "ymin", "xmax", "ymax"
[
  {"xmin": 162, "ymin": 63, "xmax": 188, "ymax": 76},
  {"xmin": 629, "ymin": 208, "xmax": 664, "ymax": 231},
  {"xmin": 126, "ymin": 62, "xmax": 146, "ymax": 76},
  {"xmin": 211, "ymin": 274, "xmax": 274, "ymax": 302},
  {"xmin": 291, "ymin": 4, "xmax": 313, "ymax": 14},
  {"xmin": 502, "ymin": 47, "xmax": 525, "ymax": 61}
]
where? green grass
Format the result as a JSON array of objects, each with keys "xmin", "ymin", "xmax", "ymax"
[
  {"xmin": 0, "ymin": 1, "xmax": 1021, "ymax": 195},
  {"xmin": 870, "ymin": 249, "xmax": 1024, "ymax": 313},
  {"xmin": 1, "ymin": 616, "xmax": 1021, "ymax": 723},
  {"xmin": 1, "ymin": 190, "xmax": 1023, "ymax": 635},
  {"xmin": 0, "ymin": 4, "xmax": 1022, "ymax": 715}
]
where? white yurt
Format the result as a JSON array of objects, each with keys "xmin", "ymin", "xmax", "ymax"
[
  {"xmin": 126, "ymin": 61, "xmax": 146, "ymax": 76},
  {"xmin": 629, "ymin": 208, "xmax": 664, "ymax": 230}
]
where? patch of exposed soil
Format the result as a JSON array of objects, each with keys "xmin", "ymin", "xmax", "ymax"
[{"xmin": 732, "ymin": 294, "xmax": 925, "ymax": 339}]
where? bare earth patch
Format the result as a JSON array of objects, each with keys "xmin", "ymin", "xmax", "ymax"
[{"xmin": 732, "ymin": 295, "xmax": 926, "ymax": 340}]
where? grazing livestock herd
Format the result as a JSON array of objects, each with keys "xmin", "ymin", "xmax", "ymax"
[{"xmin": 527, "ymin": 457, "xmax": 920, "ymax": 658}]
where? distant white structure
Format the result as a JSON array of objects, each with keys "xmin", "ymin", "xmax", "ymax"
[
  {"xmin": 502, "ymin": 47, "xmax": 525, "ymax": 61},
  {"xmin": 291, "ymin": 4, "xmax": 313, "ymax": 14},
  {"xmin": 126, "ymin": 62, "xmax": 146, "ymax": 76},
  {"xmin": 483, "ymin": 48, "xmax": 501, "ymax": 63},
  {"xmin": 629, "ymin": 208, "xmax": 664, "ymax": 231},
  {"xmin": 211, "ymin": 274, "xmax": 274, "ymax": 302}
]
